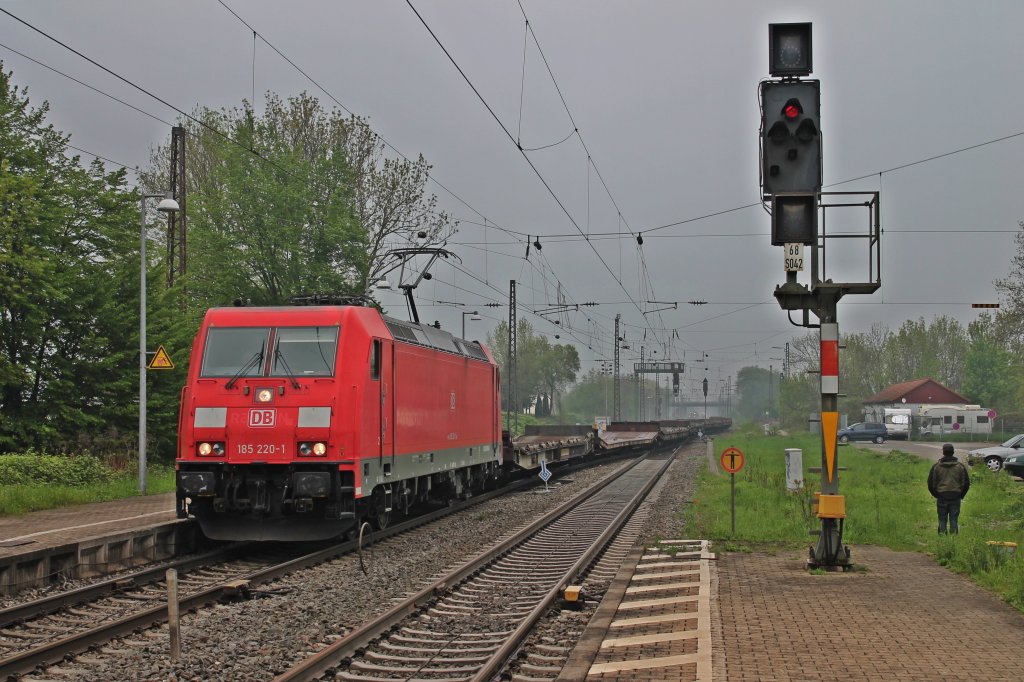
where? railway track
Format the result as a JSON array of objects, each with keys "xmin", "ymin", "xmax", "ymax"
[
  {"xmin": 501, "ymin": 469, "xmax": 666, "ymax": 681},
  {"xmin": 273, "ymin": 450, "xmax": 676, "ymax": 682},
  {"xmin": 0, "ymin": 454, "xmax": 623, "ymax": 681}
]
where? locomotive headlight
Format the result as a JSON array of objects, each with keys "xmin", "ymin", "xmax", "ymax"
[
  {"xmin": 197, "ymin": 441, "xmax": 225, "ymax": 457},
  {"xmin": 256, "ymin": 388, "xmax": 274, "ymax": 403},
  {"xmin": 298, "ymin": 441, "xmax": 328, "ymax": 457}
]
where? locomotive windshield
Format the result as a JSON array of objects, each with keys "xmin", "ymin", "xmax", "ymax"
[
  {"xmin": 200, "ymin": 325, "xmax": 338, "ymax": 378},
  {"xmin": 271, "ymin": 326, "xmax": 338, "ymax": 376},
  {"xmin": 201, "ymin": 327, "xmax": 270, "ymax": 377}
]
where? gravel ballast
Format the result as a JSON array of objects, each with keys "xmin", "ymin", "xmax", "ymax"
[{"xmin": 34, "ymin": 460, "xmax": 631, "ymax": 681}]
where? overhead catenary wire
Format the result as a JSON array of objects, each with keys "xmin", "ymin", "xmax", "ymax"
[
  {"xmin": 215, "ymin": 0, "xmax": 512, "ymax": 242},
  {"xmin": 403, "ymin": 0, "xmax": 662, "ymax": 349},
  {"xmin": 511, "ymin": 0, "xmax": 675, "ymax": 346},
  {"xmin": 65, "ymin": 143, "xmax": 141, "ymax": 175},
  {"xmin": 214, "ymin": 0, "xmax": 619, "ymax": 356},
  {"xmin": 0, "ymin": 11, "xmax": 586, "ymax": 356},
  {"xmin": 0, "ymin": 41, "xmax": 175, "ymax": 128},
  {"xmin": 2, "ymin": 3, "xmax": 609, "ymax": 359},
  {"xmin": 642, "ymin": 127, "xmax": 1024, "ymax": 236},
  {"xmin": 0, "ymin": 6, "xmax": 305, "ymax": 181},
  {"xmin": 15, "ymin": 5, "xmax": 1008, "ymax": 375}
]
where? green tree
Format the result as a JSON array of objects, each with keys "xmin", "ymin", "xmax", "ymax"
[
  {"xmin": 786, "ymin": 315, "xmax": 975, "ymax": 425},
  {"xmin": 962, "ymin": 316, "xmax": 1016, "ymax": 411},
  {"xmin": 561, "ymin": 369, "xmax": 610, "ymax": 420},
  {"xmin": 145, "ymin": 93, "xmax": 454, "ymax": 307},
  {"xmin": 536, "ymin": 343, "xmax": 580, "ymax": 416},
  {"xmin": 146, "ymin": 96, "xmax": 363, "ymax": 306},
  {"xmin": 778, "ymin": 373, "xmax": 819, "ymax": 431},
  {"xmin": 884, "ymin": 316, "xmax": 968, "ymax": 390},
  {"xmin": 735, "ymin": 366, "xmax": 772, "ymax": 421},
  {"xmin": 0, "ymin": 67, "xmax": 142, "ymax": 451},
  {"xmin": 994, "ymin": 222, "xmax": 1024, "ymax": 352},
  {"xmin": 487, "ymin": 319, "xmax": 579, "ymax": 415}
]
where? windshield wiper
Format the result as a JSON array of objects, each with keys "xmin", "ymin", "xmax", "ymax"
[
  {"xmin": 225, "ymin": 343, "xmax": 264, "ymax": 390},
  {"xmin": 274, "ymin": 348, "xmax": 302, "ymax": 389}
]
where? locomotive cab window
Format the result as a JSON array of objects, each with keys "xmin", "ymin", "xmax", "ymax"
[
  {"xmin": 201, "ymin": 327, "xmax": 270, "ymax": 376},
  {"xmin": 271, "ymin": 327, "xmax": 339, "ymax": 377}
]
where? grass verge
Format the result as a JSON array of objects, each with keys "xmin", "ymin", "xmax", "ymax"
[
  {"xmin": 0, "ymin": 467, "xmax": 177, "ymax": 516},
  {"xmin": 683, "ymin": 432, "xmax": 1024, "ymax": 609}
]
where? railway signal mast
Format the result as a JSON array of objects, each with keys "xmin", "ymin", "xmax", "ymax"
[{"xmin": 760, "ymin": 23, "xmax": 881, "ymax": 568}]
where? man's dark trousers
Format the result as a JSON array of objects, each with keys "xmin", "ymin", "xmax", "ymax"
[{"xmin": 937, "ymin": 496, "xmax": 961, "ymax": 534}]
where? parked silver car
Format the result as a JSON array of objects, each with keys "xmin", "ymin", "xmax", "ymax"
[{"xmin": 967, "ymin": 434, "xmax": 1024, "ymax": 472}]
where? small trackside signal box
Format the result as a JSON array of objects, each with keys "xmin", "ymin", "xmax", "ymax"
[{"xmin": 815, "ymin": 493, "xmax": 846, "ymax": 519}]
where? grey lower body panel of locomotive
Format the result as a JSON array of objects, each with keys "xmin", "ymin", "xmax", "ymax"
[{"xmin": 177, "ymin": 441, "xmax": 501, "ymax": 541}]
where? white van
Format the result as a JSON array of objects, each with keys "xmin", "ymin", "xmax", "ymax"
[{"xmin": 883, "ymin": 408, "xmax": 912, "ymax": 440}]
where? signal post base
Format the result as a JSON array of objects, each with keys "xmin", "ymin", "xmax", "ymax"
[{"xmin": 808, "ymin": 517, "xmax": 852, "ymax": 570}]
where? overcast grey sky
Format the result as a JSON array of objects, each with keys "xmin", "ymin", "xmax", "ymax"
[{"xmin": 2, "ymin": 1, "xmax": 1022, "ymax": 401}]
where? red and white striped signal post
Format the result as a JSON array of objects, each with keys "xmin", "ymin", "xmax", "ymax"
[{"xmin": 816, "ymin": 322, "xmax": 847, "ymax": 565}]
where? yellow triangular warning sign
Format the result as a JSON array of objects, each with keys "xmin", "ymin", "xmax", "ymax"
[{"xmin": 148, "ymin": 345, "xmax": 175, "ymax": 370}]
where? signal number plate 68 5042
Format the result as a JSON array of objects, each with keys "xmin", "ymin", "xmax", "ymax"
[
  {"xmin": 236, "ymin": 443, "xmax": 287, "ymax": 455},
  {"xmin": 784, "ymin": 243, "xmax": 804, "ymax": 272}
]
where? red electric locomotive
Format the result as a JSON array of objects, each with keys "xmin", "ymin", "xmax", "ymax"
[{"xmin": 175, "ymin": 301, "xmax": 502, "ymax": 541}]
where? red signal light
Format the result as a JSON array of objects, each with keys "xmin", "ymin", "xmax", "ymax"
[{"xmin": 782, "ymin": 98, "xmax": 803, "ymax": 120}]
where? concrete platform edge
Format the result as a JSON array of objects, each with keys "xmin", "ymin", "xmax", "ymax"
[{"xmin": 0, "ymin": 519, "xmax": 201, "ymax": 596}]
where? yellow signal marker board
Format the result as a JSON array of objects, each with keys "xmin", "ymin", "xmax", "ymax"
[
  {"xmin": 821, "ymin": 411, "xmax": 838, "ymax": 482},
  {"xmin": 148, "ymin": 345, "xmax": 175, "ymax": 370}
]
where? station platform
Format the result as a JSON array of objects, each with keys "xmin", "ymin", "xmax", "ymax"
[
  {"xmin": 563, "ymin": 540, "xmax": 1024, "ymax": 681},
  {"xmin": 0, "ymin": 493, "xmax": 200, "ymax": 596}
]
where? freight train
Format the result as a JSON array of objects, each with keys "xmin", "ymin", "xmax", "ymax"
[{"xmin": 175, "ymin": 299, "xmax": 730, "ymax": 541}]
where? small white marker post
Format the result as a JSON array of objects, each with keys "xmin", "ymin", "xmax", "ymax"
[{"xmin": 167, "ymin": 568, "xmax": 180, "ymax": 661}]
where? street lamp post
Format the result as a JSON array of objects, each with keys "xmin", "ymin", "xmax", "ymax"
[
  {"xmin": 140, "ymin": 192, "xmax": 179, "ymax": 494},
  {"xmin": 461, "ymin": 310, "xmax": 481, "ymax": 338}
]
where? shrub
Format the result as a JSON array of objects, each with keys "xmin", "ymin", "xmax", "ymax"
[{"xmin": 0, "ymin": 452, "xmax": 114, "ymax": 486}]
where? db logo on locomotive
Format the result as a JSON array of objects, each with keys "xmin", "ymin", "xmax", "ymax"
[{"xmin": 249, "ymin": 409, "xmax": 276, "ymax": 428}]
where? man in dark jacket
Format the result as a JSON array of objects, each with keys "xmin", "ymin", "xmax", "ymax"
[{"xmin": 927, "ymin": 443, "xmax": 970, "ymax": 534}]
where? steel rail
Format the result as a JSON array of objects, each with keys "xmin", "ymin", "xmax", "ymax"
[
  {"xmin": 271, "ymin": 453, "xmax": 665, "ymax": 682},
  {"xmin": 472, "ymin": 450, "xmax": 676, "ymax": 681},
  {"xmin": 0, "ymin": 468, "xmax": 555, "ymax": 680},
  {"xmin": 0, "ymin": 542, "xmax": 252, "ymax": 629}
]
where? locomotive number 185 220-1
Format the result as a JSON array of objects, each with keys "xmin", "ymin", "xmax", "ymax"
[{"xmin": 236, "ymin": 443, "xmax": 287, "ymax": 455}]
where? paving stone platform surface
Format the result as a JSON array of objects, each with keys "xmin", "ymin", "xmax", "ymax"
[{"xmin": 713, "ymin": 544, "xmax": 1024, "ymax": 681}]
